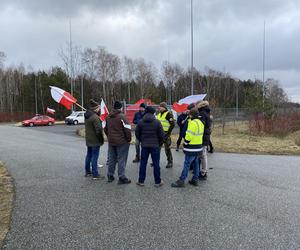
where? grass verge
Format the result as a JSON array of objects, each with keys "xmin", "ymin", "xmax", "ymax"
[
  {"xmin": 0, "ymin": 162, "xmax": 14, "ymax": 249},
  {"xmin": 76, "ymin": 122, "xmax": 300, "ymax": 155}
]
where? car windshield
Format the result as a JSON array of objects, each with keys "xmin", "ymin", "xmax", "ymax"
[
  {"xmin": 70, "ymin": 112, "xmax": 77, "ymax": 116},
  {"xmin": 31, "ymin": 116, "xmax": 39, "ymax": 120}
]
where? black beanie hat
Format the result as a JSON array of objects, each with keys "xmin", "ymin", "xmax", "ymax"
[
  {"xmin": 113, "ymin": 101, "xmax": 123, "ymax": 110},
  {"xmin": 140, "ymin": 103, "xmax": 146, "ymax": 108},
  {"xmin": 145, "ymin": 106, "xmax": 156, "ymax": 114},
  {"xmin": 89, "ymin": 99, "xmax": 99, "ymax": 110}
]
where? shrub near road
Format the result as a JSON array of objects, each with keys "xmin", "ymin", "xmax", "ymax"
[{"xmin": 0, "ymin": 162, "xmax": 14, "ymax": 249}]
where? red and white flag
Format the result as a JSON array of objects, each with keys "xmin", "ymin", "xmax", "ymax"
[
  {"xmin": 100, "ymin": 99, "xmax": 109, "ymax": 122},
  {"xmin": 49, "ymin": 86, "xmax": 77, "ymax": 110},
  {"xmin": 46, "ymin": 107, "xmax": 55, "ymax": 115}
]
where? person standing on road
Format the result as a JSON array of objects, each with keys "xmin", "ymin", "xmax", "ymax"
[
  {"xmin": 135, "ymin": 106, "xmax": 165, "ymax": 187},
  {"xmin": 157, "ymin": 102, "xmax": 175, "ymax": 168},
  {"xmin": 171, "ymin": 108, "xmax": 204, "ymax": 187},
  {"xmin": 196, "ymin": 100, "xmax": 212, "ymax": 180},
  {"xmin": 84, "ymin": 99, "xmax": 104, "ymax": 180},
  {"xmin": 132, "ymin": 103, "xmax": 146, "ymax": 163},
  {"xmin": 176, "ymin": 103, "xmax": 195, "ymax": 151},
  {"xmin": 104, "ymin": 101, "xmax": 132, "ymax": 184}
]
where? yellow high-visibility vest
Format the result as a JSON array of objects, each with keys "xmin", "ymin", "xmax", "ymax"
[
  {"xmin": 184, "ymin": 118, "xmax": 204, "ymax": 153},
  {"xmin": 157, "ymin": 111, "xmax": 170, "ymax": 132}
]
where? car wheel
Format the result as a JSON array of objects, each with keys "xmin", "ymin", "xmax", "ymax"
[
  {"xmin": 73, "ymin": 120, "xmax": 78, "ymax": 125},
  {"xmin": 29, "ymin": 123, "xmax": 34, "ymax": 127},
  {"xmin": 48, "ymin": 122, "xmax": 53, "ymax": 126}
]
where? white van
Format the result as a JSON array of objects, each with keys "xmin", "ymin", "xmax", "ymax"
[{"xmin": 65, "ymin": 111, "xmax": 85, "ymax": 125}]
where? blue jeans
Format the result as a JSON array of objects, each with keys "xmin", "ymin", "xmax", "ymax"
[
  {"xmin": 139, "ymin": 147, "xmax": 161, "ymax": 184},
  {"xmin": 135, "ymin": 139, "xmax": 141, "ymax": 158},
  {"xmin": 85, "ymin": 146, "xmax": 100, "ymax": 177},
  {"xmin": 179, "ymin": 154, "xmax": 199, "ymax": 182}
]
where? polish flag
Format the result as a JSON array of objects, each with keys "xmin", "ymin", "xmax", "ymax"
[
  {"xmin": 100, "ymin": 99, "xmax": 109, "ymax": 122},
  {"xmin": 46, "ymin": 107, "xmax": 55, "ymax": 115},
  {"xmin": 50, "ymin": 86, "xmax": 77, "ymax": 110}
]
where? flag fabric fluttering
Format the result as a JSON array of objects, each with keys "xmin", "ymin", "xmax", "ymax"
[
  {"xmin": 50, "ymin": 86, "xmax": 77, "ymax": 110},
  {"xmin": 100, "ymin": 99, "xmax": 109, "ymax": 122},
  {"xmin": 46, "ymin": 107, "xmax": 55, "ymax": 115},
  {"xmin": 172, "ymin": 94, "xmax": 207, "ymax": 113}
]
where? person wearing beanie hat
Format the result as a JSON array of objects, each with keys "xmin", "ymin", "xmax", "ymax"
[
  {"xmin": 132, "ymin": 103, "xmax": 146, "ymax": 163},
  {"xmin": 84, "ymin": 99, "xmax": 104, "ymax": 179},
  {"xmin": 171, "ymin": 107, "xmax": 204, "ymax": 188},
  {"xmin": 157, "ymin": 102, "xmax": 175, "ymax": 168},
  {"xmin": 135, "ymin": 106, "xmax": 164, "ymax": 187},
  {"xmin": 196, "ymin": 99, "xmax": 212, "ymax": 180},
  {"xmin": 104, "ymin": 100, "xmax": 132, "ymax": 184},
  {"xmin": 175, "ymin": 103, "xmax": 195, "ymax": 151}
]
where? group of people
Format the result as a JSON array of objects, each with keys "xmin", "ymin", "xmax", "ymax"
[{"xmin": 84, "ymin": 98, "xmax": 213, "ymax": 187}]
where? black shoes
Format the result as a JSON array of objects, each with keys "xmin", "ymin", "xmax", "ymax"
[
  {"xmin": 166, "ymin": 163, "xmax": 173, "ymax": 168},
  {"xmin": 171, "ymin": 180, "xmax": 185, "ymax": 188},
  {"xmin": 85, "ymin": 173, "xmax": 92, "ymax": 177},
  {"xmin": 118, "ymin": 177, "xmax": 131, "ymax": 184},
  {"xmin": 132, "ymin": 156, "xmax": 140, "ymax": 163},
  {"xmin": 199, "ymin": 173, "xmax": 208, "ymax": 180},
  {"xmin": 188, "ymin": 179, "xmax": 199, "ymax": 186},
  {"xmin": 107, "ymin": 175, "xmax": 115, "ymax": 183},
  {"xmin": 176, "ymin": 146, "xmax": 179, "ymax": 152}
]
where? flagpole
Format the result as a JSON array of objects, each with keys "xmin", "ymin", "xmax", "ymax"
[{"xmin": 75, "ymin": 102, "xmax": 86, "ymax": 111}]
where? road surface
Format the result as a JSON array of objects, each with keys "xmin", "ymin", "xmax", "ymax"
[{"xmin": 0, "ymin": 124, "xmax": 300, "ymax": 249}]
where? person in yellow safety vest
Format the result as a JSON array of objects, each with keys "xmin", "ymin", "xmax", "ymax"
[
  {"xmin": 157, "ymin": 102, "xmax": 175, "ymax": 168},
  {"xmin": 171, "ymin": 108, "xmax": 204, "ymax": 187}
]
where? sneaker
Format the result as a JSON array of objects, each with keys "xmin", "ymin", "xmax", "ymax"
[
  {"xmin": 199, "ymin": 173, "xmax": 208, "ymax": 180},
  {"xmin": 93, "ymin": 175, "xmax": 105, "ymax": 180},
  {"xmin": 176, "ymin": 147, "xmax": 179, "ymax": 152},
  {"xmin": 171, "ymin": 180, "xmax": 185, "ymax": 188},
  {"xmin": 166, "ymin": 163, "xmax": 173, "ymax": 168},
  {"xmin": 132, "ymin": 157, "xmax": 140, "ymax": 163},
  {"xmin": 85, "ymin": 173, "xmax": 92, "ymax": 177},
  {"xmin": 154, "ymin": 180, "xmax": 164, "ymax": 187},
  {"xmin": 107, "ymin": 175, "xmax": 115, "ymax": 183},
  {"xmin": 136, "ymin": 181, "xmax": 145, "ymax": 187},
  {"xmin": 189, "ymin": 179, "xmax": 199, "ymax": 186},
  {"xmin": 118, "ymin": 177, "xmax": 131, "ymax": 184},
  {"xmin": 98, "ymin": 164, "xmax": 104, "ymax": 168},
  {"xmin": 209, "ymin": 148, "xmax": 214, "ymax": 153}
]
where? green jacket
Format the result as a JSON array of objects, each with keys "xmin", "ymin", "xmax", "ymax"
[{"xmin": 84, "ymin": 110, "xmax": 104, "ymax": 147}]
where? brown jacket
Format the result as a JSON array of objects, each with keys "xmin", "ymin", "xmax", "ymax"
[{"xmin": 104, "ymin": 110, "xmax": 132, "ymax": 146}]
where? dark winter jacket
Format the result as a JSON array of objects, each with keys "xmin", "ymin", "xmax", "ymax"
[
  {"xmin": 177, "ymin": 113, "xmax": 188, "ymax": 130},
  {"xmin": 84, "ymin": 110, "xmax": 104, "ymax": 147},
  {"xmin": 133, "ymin": 111, "xmax": 145, "ymax": 125},
  {"xmin": 198, "ymin": 106, "xmax": 211, "ymax": 145},
  {"xmin": 135, "ymin": 113, "xmax": 164, "ymax": 148},
  {"xmin": 104, "ymin": 109, "xmax": 132, "ymax": 146}
]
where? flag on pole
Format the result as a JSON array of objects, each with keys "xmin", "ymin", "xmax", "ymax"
[
  {"xmin": 46, "ymin": 107, "xmax": 55, "ymax": 115},
  {"xmin": 49, "ymin": 86, "xmax": 77, "ymax": 110},
  {"xmin": 100, "ymin": 99, "xmax": 109, "ymax": 127}
]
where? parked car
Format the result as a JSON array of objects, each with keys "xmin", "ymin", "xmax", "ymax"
[
  {"xmin": 22, "ymin": 115, "xmax": 55, "ymax": 127},
  {"xmin": 65, "ymin": 111, "xmax": 85, "ymax": 125}
]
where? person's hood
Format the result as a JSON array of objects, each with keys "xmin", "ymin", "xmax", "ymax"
[
  {"xmin": 142, "ymin": 113, "xmax": 155, "ymax": 123},
  {"xmin": 84, "ymin": 110, "xmax": 96, "ymax": 119},
  {"xmin": 108, "ymin": 109, "xmax": 121, "ymax": 118},
  {"xmin": 204, "ymin": 106, "xmax": 211, "ymax": 113}
]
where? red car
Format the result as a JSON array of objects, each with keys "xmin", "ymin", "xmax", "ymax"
[{"xmin": 22, "ymin": 115, "xmax": 55, "ymax": 127}]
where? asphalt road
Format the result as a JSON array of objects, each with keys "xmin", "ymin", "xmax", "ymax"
[{"xmin": 0, "ymin": 124, "xmax": 300, "ymax": 250}]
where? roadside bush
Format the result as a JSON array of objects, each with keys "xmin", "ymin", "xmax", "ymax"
[{"xmin": 249, "ymin": 111, "xmax": 300, "ymax": 136}]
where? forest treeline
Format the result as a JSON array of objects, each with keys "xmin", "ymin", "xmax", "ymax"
[{"xmin": 0, "ymin": 47, "xmax": 295, "ymax": 119}]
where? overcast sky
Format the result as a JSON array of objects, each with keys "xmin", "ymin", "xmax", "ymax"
[{"xmin": 1, "ymin": 0, "xmax": 300, "ymax": 103}]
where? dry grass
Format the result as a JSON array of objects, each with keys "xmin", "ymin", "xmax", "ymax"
[
  {"xmin": 209, "ymin": 122, "xmax": 300, "ymax": 155},
  {"xmin": 0, "ymin": 162, "xmax": 14, "ymax": 249},
  {"xmin": 77, "ymin": 122, "xmax": 300, "ymax": 155}
]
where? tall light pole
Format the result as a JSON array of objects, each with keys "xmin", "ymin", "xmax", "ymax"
[
  {"xmin": 191, "ymin": 0, "xmax": 194, "ymax": 95},
  {"xmin": 69, "ymin": 19, "xmax": 74, "ymax": 111},
  {"xmin": 262, "ymin": 20, "xmax": 266, "ymax": 107}
]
